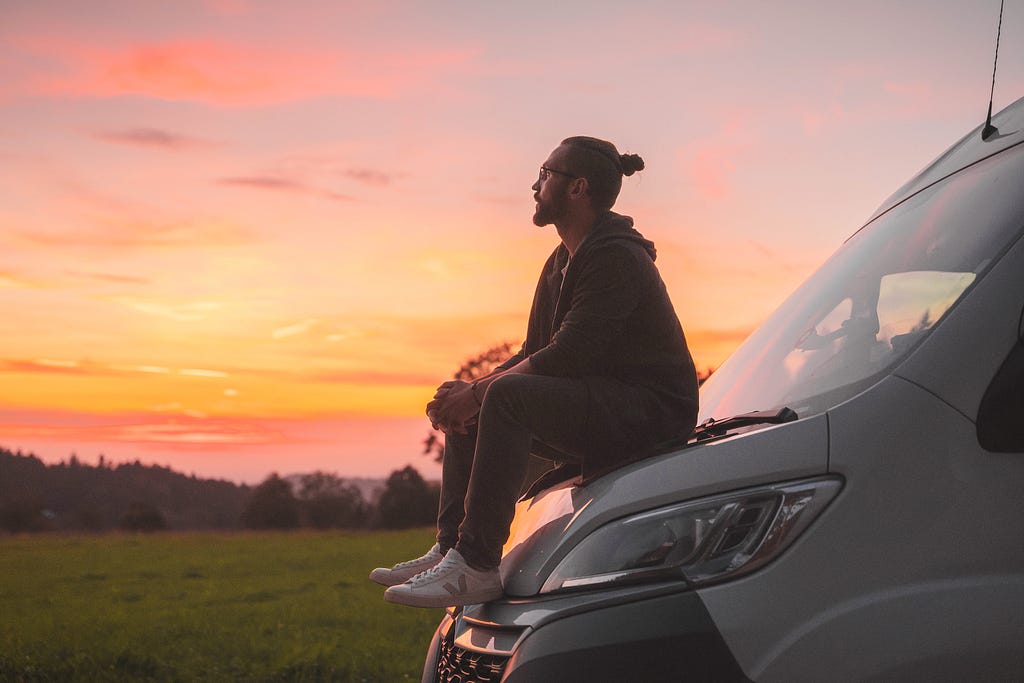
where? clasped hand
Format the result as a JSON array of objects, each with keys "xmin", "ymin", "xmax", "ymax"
[{"xmin": 425, "ymin": 380, "xmax": 479, "ymax": 435}]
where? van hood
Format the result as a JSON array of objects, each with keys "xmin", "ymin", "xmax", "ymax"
[{"xmin": 499, "ymin": 413, "xmax": 829, "ymax": 597}]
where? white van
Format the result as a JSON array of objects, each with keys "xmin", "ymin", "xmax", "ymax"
[{"xmin": 422, "ymin": 96, "xmax": 1024, "ymax": 682}]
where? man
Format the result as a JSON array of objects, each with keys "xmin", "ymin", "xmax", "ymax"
[{"xmin": 371, "ymin": 136, "xmax": 699, "ymax": 608}]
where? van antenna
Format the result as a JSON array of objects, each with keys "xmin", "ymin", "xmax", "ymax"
[{"xmin": 982, "ymin": 0, "xmax": 1005, "ymax": 140}]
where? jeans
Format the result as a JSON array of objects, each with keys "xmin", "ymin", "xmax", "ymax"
[{"xmin": 436, "ymin": 373, "xmax": 589, "ymax": 570}]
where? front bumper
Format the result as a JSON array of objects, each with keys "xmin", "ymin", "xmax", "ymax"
[{"xmin": 422, "ymin": 583, "xmax": 749, "ymax": 682}]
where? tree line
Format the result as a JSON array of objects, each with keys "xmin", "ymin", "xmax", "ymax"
[{"xmin": 0, "ymin": 448, "xmax": 438, "ymax": 534}]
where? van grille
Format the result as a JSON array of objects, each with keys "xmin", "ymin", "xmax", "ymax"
[{"xmin": 435, "ymin": 631, "xmax": 508, "ymax": 682}]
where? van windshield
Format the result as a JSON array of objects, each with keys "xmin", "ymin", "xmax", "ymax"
[{"xmin": 699, "ymin": 143, "xmax": 1024, "ymax": 423}]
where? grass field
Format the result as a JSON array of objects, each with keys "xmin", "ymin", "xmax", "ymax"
[{"xmin": 0, "ymin": 528, "xmax": 444, "ymax": 682}]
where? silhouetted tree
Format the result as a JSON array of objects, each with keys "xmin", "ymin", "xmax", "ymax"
[
  {"xmin": 119, "ymin": 501, "xmax": 167, "ymax": 532},
  {"xmin": 297, "ymin": 471, "xmax": 367, "ymax": 528},
  {"xmin": 241, "ymin": 473, "xmax": 300, "ymax": 529},
  {"xmin": 697, "ymin": 366, "xmax": 716, "ymax": 386},
  {"xmin": 375, "ymin": 466, "xmax": 438, "ymax": 529}
]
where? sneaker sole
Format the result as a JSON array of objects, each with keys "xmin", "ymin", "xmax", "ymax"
[
  {"xmin": 369, "ymin": 569, "xmax": 406, "ymax": 587},
  {"xmin": 382, "ymin": 584, "xmax": 504, "ymax": 609},
  {"xmin": 368, "ymin": 557, "xmax": 443, "ymax": 587}
]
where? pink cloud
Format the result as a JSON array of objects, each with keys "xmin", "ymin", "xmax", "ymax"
[
  {"xmin": 217, "ymin": 174, "xmax": 355, "ymax": 202},
  {"xmin": 8, "ymin": 35, "xmax": 476, "ymax": 105},
  {"xmin": 0, "ymin": 410, "xmax": 288, "ymax": 447},
  {"xmin": 677, "ymin": 115, "xmax": 752, "ymax": 200},
  {"xmin": 343, "ymin": 168, "xmax": 394, "ymax": 187},
  {"xmin": 64, "ymin": 269, "xmax": 152, "ymax": 285},
  {"xmin": 18, "ymin": 215, "xmax": 255, "ymax": 249},
  {"xmin": 0, "ymin": 359, "xmax": 98, "ymax": 376},
  {"xmin": 92, "ymin": 127, "xmax": 210, "ymax": 149},
  {"xmin": 689, "ymin": 144, "xmax": 737, "ymax": 199}
]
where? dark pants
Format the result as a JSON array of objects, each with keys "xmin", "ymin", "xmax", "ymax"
[{"xmin": 436, "ymin": 373, "xmax": 588, "ymax": 570}]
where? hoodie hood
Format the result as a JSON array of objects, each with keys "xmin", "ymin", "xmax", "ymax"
[{"xmin": 582, "ymin": 211, "xmax": 657, "ymax": 261}]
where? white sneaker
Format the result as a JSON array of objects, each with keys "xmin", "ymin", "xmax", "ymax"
[
  {"xmin": 369, "ymin": 543, "xmax": 445, "ymax": 587},
  {"xmin": 383, "ymin": 549, "xmax": 503, "ymax": 608}
]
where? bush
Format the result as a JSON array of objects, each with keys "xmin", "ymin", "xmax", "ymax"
[
  {"xmin": 297, "ymin": 472, "xmax": 367, "ymax": 529},
  {"xmin": 119, "ymin": 502, "xmax": 167, "ymax": 532},
  {"xmin": 241, "ymin": 474, "xmax": 300, "ymax": 529},
  {"xmin": 375, "ymin": 466, "xmax": 438, "ymax": 529}
]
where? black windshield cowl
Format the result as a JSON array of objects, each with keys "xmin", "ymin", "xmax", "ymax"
[
  {"xmin": 520, "ymin": 407, "xmax": 799, "ymax": 500},
  {"xmin": 692, "ymin": 407, "xmax": 799, "ymax": 443}
]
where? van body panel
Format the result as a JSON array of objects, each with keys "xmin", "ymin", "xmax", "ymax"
[{"xmin": 698, "ymin": 376, "xmax": 1024, "ymax": 681}]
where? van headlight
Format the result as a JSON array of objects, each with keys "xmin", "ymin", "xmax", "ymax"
[{"xmin": 540, "ymin": 477, "xmax": 842, "ymax": 593}]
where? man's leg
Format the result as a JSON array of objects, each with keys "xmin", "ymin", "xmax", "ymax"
[
  {"xmin": 369, "ymin": 426, "xmax": 477, "ymax": 587},
  {"xmin": 436, "ymin": 427, "xmax": 476, "ymax": 553},
  {"xmin": 456, "ymin": 373, "xmax": 588, "ymax": 570}
]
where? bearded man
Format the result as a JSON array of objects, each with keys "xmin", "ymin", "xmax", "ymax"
[{"xmin": 371, "ymin": 136, "xmax": 699, "ymax": 608}]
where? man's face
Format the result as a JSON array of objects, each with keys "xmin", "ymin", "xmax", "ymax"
[{"xmin": 532, "ymin": 145, "xmax": 574, "ymax": 227}]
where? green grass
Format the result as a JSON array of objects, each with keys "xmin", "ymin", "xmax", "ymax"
[{"xmin": 0, "ymin": 529, "xmax": 444, "ymax": 682}]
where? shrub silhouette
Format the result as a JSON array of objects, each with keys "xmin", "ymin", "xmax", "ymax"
[
  {"xmin": 241, "ymin": 474, "xmax": 300, "ymax": 529},
  {"xmin": 297, "ymin": 471, "xmax": 367, "ymax": 529},
  {"xmin": 119, "ymin": 501, "xmax": 167, "ymax": 532},
  {"xmin": 375, "ymin": 466, "xmax": 438, "ymax": 529}
]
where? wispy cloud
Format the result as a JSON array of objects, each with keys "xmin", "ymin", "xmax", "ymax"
[
  {"xmin": 0, "ymin": 271, "xmax": 34, "ymax": 289},
  {"xmin": 342, "ymin": 168, "xmax": 394, "ymax": 187},
  {"xmin": 0, "ymin": 410, "xmax": 287, "ymax": 447},
  {"xmin": 218, "ymin": 174, "xmax": 354, "ymax": 202},
  {"xmin": 179, "ymin": 368, "xmax": 230, "ymax": 379},
  {"xmin": 19, "ymin": 216, "xmax": 255, "ymax": 249},
  {"xmin": 91, "ymin": 127, "xmax": 211, "ymax": 150},
  {"xmin": 272, "ymin": 318, "xmax": 320, "ymax": 340},
  {"xmin": 111, "ymin": 365, "xmax": 172, "ymax": 375},
  {"xmin": 0, "ymin": 358, "xmax": 232, "ymax": 379},
  {"xmin": 107, "ymin": 297, "xmax": 226, "ymax": 321},
  {"xmin": 218, "ymin": 175, "xmax": 306, "ymax": 192},
  {"xmin": 678, "ymin": 116, "xmax": 752, "ymax": 201},
  {"xmin": 65, "ymin": 269, "xmax": 151, "ymax": 285},
  {"xmin": 301, "ymin": 368, "xmax": 441, "ymax": 386},
  {"xmin": 1, "ymin": 358, "xmax": 94, "ymax": 375}
]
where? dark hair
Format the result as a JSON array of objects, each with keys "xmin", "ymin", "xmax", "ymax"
[{"xmin": 561, "ymin": 136, "xmax": 644, "ymax": 210}]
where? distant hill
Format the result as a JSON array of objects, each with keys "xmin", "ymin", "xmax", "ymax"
[
  {"xmin": 0, "ymin": 447, "xmax": 251, "ymax": 532},
  {"xmin": 281, "ymin": 473, "xmax": 385, "ymax": 504}
]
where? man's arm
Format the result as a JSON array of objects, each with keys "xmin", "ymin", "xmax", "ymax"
[{"xmin": 426, "ymin": 358, "xmax": 535, "ymax": 434}]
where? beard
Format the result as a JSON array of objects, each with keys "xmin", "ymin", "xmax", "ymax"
[{"xmin": 532, "ymin": 189, "xmax": 568, "ymax": 227}]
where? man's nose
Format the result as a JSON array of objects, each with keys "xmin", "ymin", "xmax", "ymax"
[{"xmin": 531, "ymin": 179, "xmax": 541, "ymax": 192}]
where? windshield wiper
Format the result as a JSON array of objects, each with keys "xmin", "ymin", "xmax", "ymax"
[{"xmin": 693, "ymin": 407, "xmax": 799, "ymax": 442}]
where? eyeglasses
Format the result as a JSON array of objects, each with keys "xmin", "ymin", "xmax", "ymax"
[{"xmin": 538, "ymin": 166, "xmax": 579, "ymax": 182}]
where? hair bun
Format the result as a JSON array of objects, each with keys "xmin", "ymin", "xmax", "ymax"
[{"xmin": 620, "ymin": 153, "xmax": 645, "ymax": 176}]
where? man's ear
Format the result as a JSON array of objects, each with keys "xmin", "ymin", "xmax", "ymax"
[{"xmin": 568, "ymin": 176, "xmax": 589, "ymax": 200}]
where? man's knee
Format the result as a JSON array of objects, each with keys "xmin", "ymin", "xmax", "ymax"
[{"xmin": 483, "ymin": 373, "xmax": 539, "ymax": 412}]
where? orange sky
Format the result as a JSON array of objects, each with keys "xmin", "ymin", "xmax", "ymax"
[{"xmin": 1, "ymin": 1, "xmax": 1020, "ymax": 483}]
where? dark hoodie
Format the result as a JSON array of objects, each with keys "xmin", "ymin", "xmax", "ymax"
[{"xmin": 501, "ymin": 211, "xmax": 699, "ymax": 477}]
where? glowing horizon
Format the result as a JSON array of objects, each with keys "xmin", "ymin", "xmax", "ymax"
[{"xmin": 1, "ymin": 0, "xmax": 1020, "ymax": 483}]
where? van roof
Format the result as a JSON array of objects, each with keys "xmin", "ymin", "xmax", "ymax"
[{"xmin": 866, "ymin": 94, "xmax": 1024, "ymax": 226}]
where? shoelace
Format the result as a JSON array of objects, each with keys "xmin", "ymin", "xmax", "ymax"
[
  {"xmin": 394, "ymin": 549, "xmax": 439, "ymax": 570},
  {"xmin": 409, "ymin": 555, "xmax": 458, "ymax": 585}
]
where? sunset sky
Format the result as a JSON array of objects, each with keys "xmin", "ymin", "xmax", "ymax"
[{"xmin": 1, "ymin": 1, "xmax": 1021, "ymax": 483}]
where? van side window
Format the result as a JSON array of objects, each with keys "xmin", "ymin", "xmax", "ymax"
[{"xmin": 977, "ymin": 341, "xmax": 1024, "ymax": 452}]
